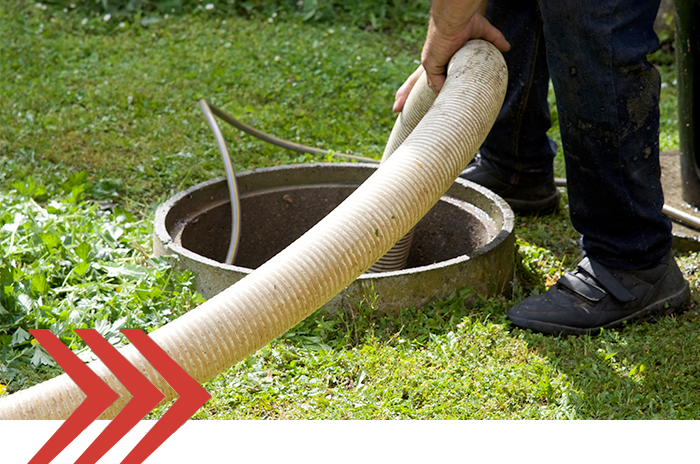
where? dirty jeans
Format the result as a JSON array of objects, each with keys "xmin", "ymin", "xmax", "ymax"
[{"xmin": 480, "ymin": 0, "xmax": 671, "ymax": 270}]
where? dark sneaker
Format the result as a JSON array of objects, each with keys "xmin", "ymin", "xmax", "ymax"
[
  {"xmin": 507, "ymin": 251, "xmax": 690, "ymax": 335},
  {"xmin": 459, "ymin": 154, "xmax": 560, "ymax": 215}
]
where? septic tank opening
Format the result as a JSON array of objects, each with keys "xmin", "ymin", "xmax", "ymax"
[
  {"xmin": 154, "ymin": 163, "xmax": 515, "ymax": 312},
  {"xmin": 179, "ymin": 184, "xmax": 490, "ymax": 270}
]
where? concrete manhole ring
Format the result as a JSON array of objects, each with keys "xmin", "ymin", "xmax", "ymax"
[{"xmin": 153, "ymin": 163, "xmax": 515, "ymax": 313}]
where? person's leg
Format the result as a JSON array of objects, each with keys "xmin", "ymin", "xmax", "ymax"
[
  {"xmin": 479, "ymin": 0, "xmax": 556, "ymax": 185},
  {"xmin": 506, "ymin": 0, "xmax": 689, "ymax": 335},
  {"xmin": 460, "ymin": 0, "xmax": 560, "ymax": 214},
  {"xmin": 542, "ymin": 0, "xmax": 670, "ymax": 269}
]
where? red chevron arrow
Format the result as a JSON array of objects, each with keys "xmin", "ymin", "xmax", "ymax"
[
  {"xmin": 27, "ymin": 329, "xmax": 210, "ymax": 464},
  {"xmin": 27, "ymin": 329, "xmax": 120, "ymax": 464},
  {"xmin": 119, "ymin": 329, "xmax": 211, "ymax": 464},
  {"xmin": 73, "ymin": 329, "xmax": 165, "ymax": 464}
]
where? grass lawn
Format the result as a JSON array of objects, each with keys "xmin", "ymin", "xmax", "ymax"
[{"xmin": 2, "ymin": 0, "xmax": 699, "ymax": 419}]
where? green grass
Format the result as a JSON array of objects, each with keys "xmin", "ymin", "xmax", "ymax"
[{"xmin": 2, "ymin": 0, "xmax": 698, "ymax": 419}]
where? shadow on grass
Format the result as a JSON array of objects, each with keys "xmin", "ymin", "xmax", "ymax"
[
  {"xmin": 510, "ymin": 208, "xmax": 700, "ymax": 419},
  {"xmin": 514, "ymin": 305, "xmax": 700, "ymax": 419}
]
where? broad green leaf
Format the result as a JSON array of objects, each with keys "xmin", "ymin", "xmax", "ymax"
[
  {"xmin": 40, "ymin": 232, "xmax": 61, "ymax": 250},
  {"xmin": 16, "ymin": 294, "xmax": 35, "ymax": 313},
  {"xmin": 76, "ymin": 242, "xmax": 91, "ymax": 261},
  {"xmin": 11, "ymin": 327, "xmax": 30, "ymax": 346},
  {"xmin": 31, "ymin": 346, "xmax": 55, "ymax": 367},
  {"xmin": 74, "ymin": 261, "xmax": 91, "ymax": 276},
  {"xmin": 31, "ymin": 273, "xmax": 48, "ymax": 296},
  {"xmin": 95, "ymin": 318, "xmax": 111, "ymax": 336},
  {"xmin": 98, "ymin": 263, "xmax": 148, "ymax": 281},
  {"xmin": 103, "ymin": 223, "xmax": 124, "ymax": 241}
]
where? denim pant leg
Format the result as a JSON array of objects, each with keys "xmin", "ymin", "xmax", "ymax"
[
  {"xmin": 539, "ymin": 0, "xmax": 671, "ymax": 270},
  {"xmin": 479, "ymin": 0, "xmax": 556, "ymax": 186}
]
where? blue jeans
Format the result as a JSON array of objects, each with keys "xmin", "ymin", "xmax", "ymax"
[{"xmin": 481, "ymin": 0, "xmax": 671, "ymax": 270}]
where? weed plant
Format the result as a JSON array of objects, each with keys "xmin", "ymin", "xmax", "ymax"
[
  {"xmin": 0, "ymin": 170, "xmax": 204, "ymax": 393},
  {"xmin": 2, "ymin": 0, "xmax": 699, "ymax": 419}
]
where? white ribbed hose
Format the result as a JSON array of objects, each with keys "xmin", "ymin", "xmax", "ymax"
[
  {"xmin": 367, "ymin": 69, "xmax": 437, "ymax": 273},
  {"xmin": 0, "ymin": 40, "xmax": 507, "ymax": 420}
]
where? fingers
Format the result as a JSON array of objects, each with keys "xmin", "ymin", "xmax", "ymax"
[
  {"xmin": 421, "ymin": 14, "xmax": 509, "ymax": 94},
  {"xmin": 473, "ymin": 14, "xmax": 511, "ymax": 52},
  {"xmin": 420, "ymin": 47, "xmax": 450, "ymax": 95},
  {"xmin": 425, "ymin": 72, "xmax": 446, "ymax": 95},
  {"xmin": 393, "ymin": 13, "xmax": 510, "ymax": 111},
  {"xmin": 393, "ymin": 65, "xmax": 425, "ymax": 113},
  {"xmin": 393, "ymin": 89, "xmax": 409, "ymax": 113}
]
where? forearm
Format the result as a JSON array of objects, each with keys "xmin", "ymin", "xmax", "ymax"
[{"xmin": 429, "ymin": 0, "xmax": 483, "ymax": 36}]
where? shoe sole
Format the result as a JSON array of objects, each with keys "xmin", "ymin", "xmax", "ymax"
[{"xmin": 508, "ymin": 281, "xmax": 691, "ymax": 336}]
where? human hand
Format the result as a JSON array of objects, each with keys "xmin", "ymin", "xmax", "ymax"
[
  {"xmin": 393, "ymin": 65, "xmax": 425, "ymax": 113},
  {"xmin": 422, "ymin": 12, "xmax": 510, "ymax": 94},
  {"xmin": 392, "ymin": 13, "xmax": 509, "ymax": 113}
]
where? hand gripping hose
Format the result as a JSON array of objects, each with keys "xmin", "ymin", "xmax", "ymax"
[{"xmin": 0, "ymin": 40, "xmax": 507, "ymax": 420}]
